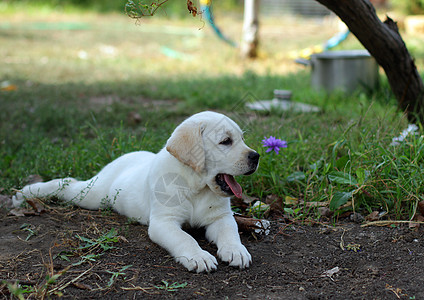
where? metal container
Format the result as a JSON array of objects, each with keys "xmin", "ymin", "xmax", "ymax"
[{"xmin": 309, "ymin": 50, "xmax": 379, "ymax": 93}]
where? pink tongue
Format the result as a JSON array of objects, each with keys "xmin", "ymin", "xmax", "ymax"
[{"xmin": 223, "ymin": 174, "xmax": 243, "ymax": 198}]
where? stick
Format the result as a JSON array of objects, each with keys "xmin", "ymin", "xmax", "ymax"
[{"xmin": 361, "ymin": 220, "xmax": 424, "ymax": 227}]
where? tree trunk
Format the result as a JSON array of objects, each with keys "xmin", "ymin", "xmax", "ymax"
[
  {"xmin": 241, "ymin": 0, "xmax": 259, "ymax": 58},
  {"xmin": 316, "ymin": 0, "xmax": 424, "ymax": 123}
]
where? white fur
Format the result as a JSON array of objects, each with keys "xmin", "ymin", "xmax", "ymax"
[{"xmin": 13, "ymin": 111, "xmax": 259, "ymax": 273}]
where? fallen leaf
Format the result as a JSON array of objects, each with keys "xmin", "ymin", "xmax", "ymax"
[
  {"xmin": 321, "ymin": 266, "xmax": 340, "ymax": 278},
  {"xmin": 265, "ymin": 194, "xmax": 283, "ymax": 211},
  {"xmin": 118, "ymin": 235, "xmax": 129, "ymax": 243},
  {"xmin": 408, "ymin": 222, "xmax": 419, "ymax": 230},
  {"xmin": 8, "ymin": 208, "xmax": 26, "ymax": 217},
  {"xmin": 72, "ymin": 282, "xmax": 92, "ymax": 290},
  {"xmin": 242, "ymin": 194, "xmax": 258, "ymax": 204},
  {"xmin": 318, "ymin": 207, "xmax": 333, "ymax": 218},
  {"xmin": 365, "ymin": 211, "xmax": 380, "ymax": 221},
  {"xmin": 409, "ymin": 215, "xmax": 424, "ymax": 230},
  {"xmin": 418, "ymin": 200, "xmax": 424, "ymax": 216},
  {"xmin": 26, "ymin": 199, "xmax": 46, "ymax": 213},
  {"xmin": 7, "ymin": 199, "xmax": 45, "ymax": 217},
  {"xmin": 284, "ymin": 196, "xmax": 298, "ymax": 206}
]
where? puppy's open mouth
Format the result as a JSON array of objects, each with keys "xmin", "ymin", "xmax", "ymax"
[{"xmin": 215, "ymin": 174, "xmax": 243, "ymax": 199}]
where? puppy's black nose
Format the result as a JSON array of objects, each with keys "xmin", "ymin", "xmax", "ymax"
[{"xmin": 248, "ymin": 151, "xmax": 260, "ymax": 164}]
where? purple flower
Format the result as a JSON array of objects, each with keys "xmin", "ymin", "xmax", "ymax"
[{"xmin": 262, "ymin": 136, "xmax": 287, "ymax": 154}]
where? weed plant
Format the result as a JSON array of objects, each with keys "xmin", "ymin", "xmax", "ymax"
[
  {"xmin": 1, "ymin": 11, "xmax": 422, "ymax": 221},
  {"xmin": 241, "ymin": 106, "xmax": 422, "ymax": 220}
]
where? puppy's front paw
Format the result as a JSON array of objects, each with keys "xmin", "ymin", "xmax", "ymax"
[
  {"xmin": 218, "ymin": 244, "xmax": 251, "ymax": 269},
  {"xmin": 176, "ymin": 250, "xmax": 218, "ymax": 273}
]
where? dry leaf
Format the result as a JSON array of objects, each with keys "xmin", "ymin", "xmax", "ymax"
[
  {"xmin": 242, "ymin": 194, "xmax": 258, "ymax": 204},
  {"xmin": 26, "ymin": 199, "xmax": 46, "ymax": 214},
  {"xmin": 8, "ymin": 208, "xmax": 26, "ymax": 217},
  {"xmin": 284, "ymin": 196, "xmax": 298, "ymax": 206},
  {"xmin": 265, "ymin": 194, "xmax": 283, "ymax": 211},
  {"xmin": 365, "ymin": 211, "xmax": 380, "ymax": 221},
  {"xmin": 409, "ymin": 215, "xmax": 424, "ymax": 230},
  {"xmin": 72, "ymin": 282, "xmax": 92, "ymax": 290},
  {"xmin": 418, "ymin": 200, "xmax": 424, "ymax": 216},
  {"xmin": 118, "ymin": 235, "xmax": 129, "ymax": 243},
  {"xmin": 7, "ymin": 199, "xmax": 45, "ymax": 217},
  {"xmin": 318, "ymin": 207, "xmax": 333, "ymax": 218},
  {"xmin": 321, "ymin": 266, "xmax": 340, "ymax": 278},
  {"xmin": 186, "ymin": 0, "xmax": 197, "ymax": 17}
]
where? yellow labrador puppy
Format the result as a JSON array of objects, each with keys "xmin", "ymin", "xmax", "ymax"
[{"xmin": 13, "ymin": 111, "xmax": 260, "ymax": 273}]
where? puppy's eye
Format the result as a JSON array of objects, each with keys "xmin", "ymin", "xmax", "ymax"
[{"xmin": 219, "ymin": 137, "xmax": 232, "ymax": 146}]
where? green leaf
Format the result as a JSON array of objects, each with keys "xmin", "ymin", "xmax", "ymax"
[
  {"xmin": 286, "ymin": 171, "xmax": 306, "ymax": 182},
  {"xmin": 328, "ymin": 171, "xmax": 357, "ymax": 185},
  {"xmin": 284, "ymin": 207, "xmax": 294, "ymax": 215},
  {"xmin": 330, "ymin": 191, "xmax": 353, "ymax": 211},
  {"xmin": 336, "ymin": 155, "xmax": 351, "ymax": 170},
  {"xmin": 355, "ymin": 168, "xmax": 370, "ymax": 185},
  {"xmin": 105, "ymin": 228, "xmax": 118, "ymax": 239}
]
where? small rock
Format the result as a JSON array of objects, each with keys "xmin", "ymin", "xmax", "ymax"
[
  {"xmin": 318, "ymin": 207, "xmax": 333, "ymax": 218},
  {"xmin": 365, "ymin": 265, "xmax": 379, "ymax": 276},
  {"xmin": 350, "ymin": 212, "xmax": 364, "ymax": 223}
]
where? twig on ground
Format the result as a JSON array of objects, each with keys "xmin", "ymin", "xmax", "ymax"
[
  {"xmin": 49, "ymin": 266, "xmax": 94, "ymax": 293},
  {"xmin": 361, "ymin": 220, "xmax": 424, "ymax": 227},
  {"xmin": 121, "ymin": 284, "xmax": 158, "ymax": 294},
  {"xmin": 272, "ymin": 222, "xmax": 294, "ymax": 242}
]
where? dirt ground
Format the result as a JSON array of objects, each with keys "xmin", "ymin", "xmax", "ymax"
[{"xmin": 1, "ymin": 196, "xmax": 423, "ymax": 300}]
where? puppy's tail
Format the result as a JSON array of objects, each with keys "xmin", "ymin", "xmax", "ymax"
[{"xmin": 12, "ymin": 177, "xmax": 103, "ymax": 210}]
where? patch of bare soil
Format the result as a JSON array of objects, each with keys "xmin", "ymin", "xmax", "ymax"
[{"xmin": 1, "ymin": 200, "xmax": 423, "ymax": 300}]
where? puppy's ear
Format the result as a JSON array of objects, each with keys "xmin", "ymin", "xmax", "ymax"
[{"xmin": 166, "ymin": 121, "xmax": 205, "ymax": 173}]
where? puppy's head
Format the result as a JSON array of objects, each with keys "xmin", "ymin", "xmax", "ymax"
[{"xmin": 166, "ymin": 111, "xmax": 259, "ymax": 198}]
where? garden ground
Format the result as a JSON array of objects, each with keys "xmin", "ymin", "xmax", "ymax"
[
  {"xmin": 1, "ymin": 8, "xmax": 424, "ymax": 299},
  {"xmin": 1, "ymin": 196, "xmax": 423, "ymax": 299}
]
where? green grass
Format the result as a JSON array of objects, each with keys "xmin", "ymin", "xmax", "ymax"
[
  {"xmin": 242, "ymin": 111, "xmax": 423, "ymax": 219},
  {"xmin": 1, "ymin": 10, "xmax": 424, "ymax": 221}
]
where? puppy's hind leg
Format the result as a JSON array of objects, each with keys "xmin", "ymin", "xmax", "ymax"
[{"xmin": 12, "ymin": 177, "xmax": 100, "ymax": 209}]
